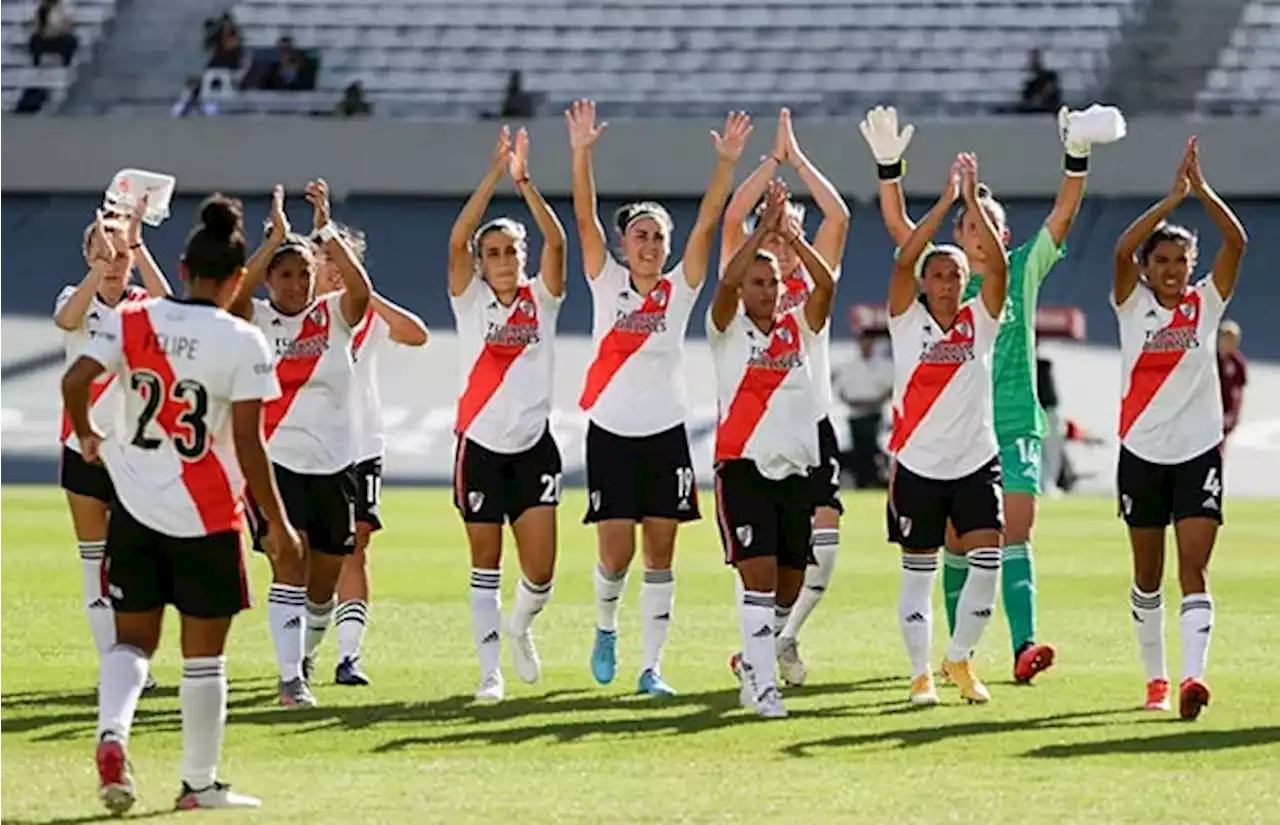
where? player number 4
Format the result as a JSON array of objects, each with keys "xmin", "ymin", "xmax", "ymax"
[
  {"xmin": 1202, "ymin": 467, "xmax": 1222, "ymax": 498},
  {"xmin": 539, "ymin": 472, "xmax": 563, "ymax": 504}
]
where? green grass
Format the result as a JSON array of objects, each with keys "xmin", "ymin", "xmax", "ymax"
[{"xmin": 3, "ymin": 485, "xmax": 1279, "ymax": 825}]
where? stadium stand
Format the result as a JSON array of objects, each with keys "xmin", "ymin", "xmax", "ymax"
[
  {"xmin": 1, "ymin": 0, "xmax": 117, "ymax": 111},
  {"xmin": 1199, "ymin": 0, "xmax": 1280, "ymax": 113}
]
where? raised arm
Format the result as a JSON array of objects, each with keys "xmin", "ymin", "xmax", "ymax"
[
  {"xmin": 683, "ymin": 111, "xmax": 753, "ymax": 289},
  {"xmin": 307, "ymin": 179, "xmax": 370, "ymax": 326},
  {"xmin": 859, "ymin": 106, "xmax": 917, "ymax": 248},
  {"xmin": 509, "ymin": 127, "xmax": 567, "ymax": 298},
  {"xmin": 721, "ymin": 114, "xmax": 787, "ymax": 261},
  {"xmin": 1113, "ymin": 141, "xmax": 1192, "ymax": 305},
  {"xmin": 448, "ymin": 127, "xmax": 511, "ymax": 298},
  {"xmin": 55, "ymin": 212, "xmax": 112, "ymax": 331},
  {"xmin": 783, "ymin": 108, "xmax": 850, "ymax": 269},
  {"xmin": 370, "ymin": 293, "xmax": 427, "ymax": 346},
  {"xmin": 711, "ymin": 180, "xmax": 784, "ymax": 333},
  {"xmin": 793, "ymin": 232, "xmax": 836, "ymax": 333},
  {"xmin": 1186, "ymin": 137, "xmax": 1248, "ymax": 300},
  {"xmin": 961, "ymin": 154, "xmax": 1009, "ymax": 318},
  {"xmin": 565, "ymin": 100, "xmax": 610, "ymax": 278},
  {"xmin": 126, "ymin": 196, "xmax": 172, "ymax": 298},
  {"xmin": 890, "ymin": 157, "xmax": 961, "ymax": 317},
  {"xmin": 229, "ymin": 185, "xmax": 289, "ymax": 320},
  {"xmin": 1043, "ymin": 107, "xmax": 1091, "ymax": 246}
]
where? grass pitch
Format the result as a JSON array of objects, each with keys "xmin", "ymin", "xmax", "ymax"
[{"xmin": 2, "ymin": 485, "xmax": 1278, "ymax": 824}]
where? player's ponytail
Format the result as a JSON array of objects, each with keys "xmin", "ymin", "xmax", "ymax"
[{"xmin": 183, "ymin": 194, "xmax": 247, "ymax": 281}]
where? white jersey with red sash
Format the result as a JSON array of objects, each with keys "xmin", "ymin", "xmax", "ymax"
[
  {"xmin": 250, "ymin": 292, "xmax": 357, "ymax": 474},
  {"xmin": 1113, "ymin": 277, "xmax": 1228, "ymax": 464},
  {"xmin": 580, "ymin": 256, "xmax": 702, "ymax": 437},
  {"xmin": 79, "ymin": 297, "xmax": 279, "ymax": 537},
  {"xmin": 888, "ymin": 297, "xmax": 1000, "ymax": 480},
  {"xmin": 451, "ymin": 275, "xmax": 561, "ymax": 454},
  {"xmin": 55, "ymin": 284, "xmax": 148, "ymax": 453},
  {"xmin": 351, "ymin": 307, "xmax": 389, "ymax": 463},
  {"xmin": 777, "ymin": 266, "xmax": 842, "ymax": 422},
  {"xmin": 709, "ymin": 307, "xmax": 820, "ymax": 480}
]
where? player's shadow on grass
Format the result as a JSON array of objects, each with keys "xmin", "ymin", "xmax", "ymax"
[
  {"xmin": 780, "ymin": 707, "xmax": 1137, "ymax": 757},
  {"xmin": 1023, "ymin": 725, "xmax": 1280, "ymax": 758},
  {"xmin": 1, "ymin": 810, "xmax": 173, "ymax": 825}
]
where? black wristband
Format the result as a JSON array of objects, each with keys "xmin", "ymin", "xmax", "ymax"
[
  {"xmin": 1063, "ymin": 153, "xmax": 1089, "ymax": 175},
  {"xmin": 877, "ymin": 160, "xmax": 905, "ymax": 181}
]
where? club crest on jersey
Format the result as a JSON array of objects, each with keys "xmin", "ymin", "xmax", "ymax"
[
  {"xmin": 309, "ymin": 305, "xmax": 327, "ymax": 326},
  {"xmin": 735, "ymin": 525, "xmax": 753, "ymax": 547},
  {"xmin": 518, "ymin": 299, "xmax": 535, "ymax": 317},
  {"xmin": 467, "ymin": 491, "xmax": 485, "ymax": 512},
  {"xmin": 1179, "ymin": 302, "xmax": 1196, "ymax": 320},
  {"xmin": 776, "ymin": 326, "xmax": 793, "ymax": 345},
  {"xmin": 955, "ymin": 321, "xmax": 972, "ymax": 338}
]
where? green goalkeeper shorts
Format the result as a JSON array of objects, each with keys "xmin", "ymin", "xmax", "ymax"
[{"xmin": 1000, "ymin": 435, "xmax": 1043, "ymax": 497}]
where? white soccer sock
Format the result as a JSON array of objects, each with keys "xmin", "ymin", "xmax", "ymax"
[
  {"xmin": 335, "ymin": 599, "xmax": 369, "ymax": 662},
  {"xmin": 79, "ymin": 540, "xmax": 115, "ymax": 656},
  {"xmin": 97, "ymin": 644, "xmax": 148, "ymax": 742},
  {"xmin": 180, "ymin": 656, "xmax": 226, "ymax": 790},
  {"xmin": 740, "ymin": 590, "xmax": 777, "ymax": 696},
  {"xmin": 1179, "ymin": 593, "xmax": 1214, "ymax": 681},
  {"xmin": 640, "ymin": 568, "xmax": 674, "ymax": 674},
  {"xmin": 1130, "ymin": 586, "xmax": 1167, "ymax": 682},
  {"xmin": 470, "ymin": 568, "xmax": 502, "ymax": 677},
  {"xmin": 303, "ymin": 595, "xmax": 336, "ymax": 659},
  {"xmin": 774, "ymin": 603, "xmax": 793, "ymax": 637},
  {"xmin": 267, "ymin": 584, "xmax": 306, "ymax": 682},
  {"xmin": 594, "ymin": 563, "xmax": 627, "ymax": 632},
  {"xmin": 899, "ymin": 553, "xmax": 938, "ymax": 678},
  {"xmin": 510, "ymin": 578, "xmax": 553, "ymax": 636},
  {"xmin": 946, "ymin": 548, "xmax": 1001, "ymax": 662},
  {"xmin": 780, "ymin": 527, "xmax": 839, "ymax": 639}
]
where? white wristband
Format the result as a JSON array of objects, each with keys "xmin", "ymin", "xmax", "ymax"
[{"xmin": 315, "ymin": 223, "xmax": 339, "ymax": 243}]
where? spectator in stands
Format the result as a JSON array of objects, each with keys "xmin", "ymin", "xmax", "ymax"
[
  {"xmin": 171, "ymin": 75, "xmax": 219, "ymax": 118},
  {"xmin": 261, "ymin": 37, "xmax": 317, "ymax": 91},
  {"xmin": 28, "ymin": 0, "xmax": 77, "ymax": 67},
  {"xmin": 832, "ymin": 332, "xmax": 893, "ymax": 489},
  {"xmin": 206, "ymin": 13, "xmax": 244, "ymax": 71},
  {"xmin": 1019, "ymin": 49, "xmax": 1061, "ymax": 113},
  {"xmin": 335, "ymin": 82, "xmax": 372, "ymax": 118},
  {"xmin": 499, "ymin": 71, "xmax": 535, "ymax": 118},
  {"xmin": 1218, "ymin": 319, "xmax": 1247, "ymax": 439}
]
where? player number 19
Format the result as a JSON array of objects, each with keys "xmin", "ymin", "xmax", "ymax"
[{"xmin": 675, "ymin": 466, "xmax": 694, "ymax": 500}]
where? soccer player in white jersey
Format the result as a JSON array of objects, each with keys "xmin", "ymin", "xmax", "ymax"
[
  {"xmin": 567, "ymin": 100, "xmax": 752, "ymax": 696},
  {"xmin": 310, "ymin": 220, "xmax": 428, "ymax": 687},
  {"xmin": 448, "ymin": 126, "xmax": 566, "ymax": 702},
  {"xmin": 62, "ymin": 196, "xmax": 300, "ymax": 813},
  {"xmin": 229, "ymin": 182, "xmax": 372, "ymax": 709},
  {"xmin": 721, "ymin": 109, "xmax": 850, "ymax": 686},
  {"xmin": 1111, "ymin": 137, "xmax": 1247, "ymax": 720},
  {"xmin": 712, "ymin": 181, "xmax": 836, "ymax": 719},
  {"xmin": 55, "ymin": 198, "xmax": 170, "ymax": 675},
  {"xmin": 885, "ymin": 154, "xmax": 1008, "ymax": 707}
]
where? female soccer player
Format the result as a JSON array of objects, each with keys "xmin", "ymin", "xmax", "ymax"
[
  {"xmin": 712, "ymin": 181, "xmax": 836, "ymax": 718},
  {"xmin": 1112, "ymin": 137, "xmax": 1246, "ymax": 720},
  {"xmin": 885, "ymin": 154, "xmax": 1008, "ymax": 706},
  {"xmin": 567, "ymin": 100, "xmax": 751, "ymax": 696},
  {"xmin": 55, "ymin": 198, "xmax": 170, "ymax": 667},
  {"xmin": 721, "ymin": 108, "xmax": 849, "ymax": 686},
  {"xmin": 863, "ymin": 103, "xmax": 1116, "ymax": 684},
  {"xmin": 230, "ymin": 181, "xmax": 371, "ymax": 709},
  {"xmin": 64, "ymin": 196, "xmax": 299, "ymax": 813},
  {"xmin": 311, "ymin": 221, "xmax": 428, "ymax": 687},
  {"xmin": 448, "ymin": 126, "xmax": 566, "ymax": 702}
]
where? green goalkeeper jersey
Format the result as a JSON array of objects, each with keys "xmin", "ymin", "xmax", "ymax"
[{"xmin": 962, "ymin": 226, "xmax": 1065, "ymax": 441}]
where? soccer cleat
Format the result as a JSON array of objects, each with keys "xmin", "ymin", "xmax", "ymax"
[
  {"xmin": 941, "ymin": 658, "xmax": 991, "ymax": 704},
  {"xmin": 1178, "ymin": 677, "xmax": 1210, "ymax": 720},
  {"xmin": 776, "ymin": 636, "xmax": 808, "ymax": 687},
  {"xmin": 474, "ymin": 671, "xmax": 504, "ymax": 703},
  {"xmin": 1144, "ymin": 678, "xmax": 1171, "ymax": 711},
  {"xmin": 278, "ymin": 677, "xmax": 317, "ymax": 708},
  {"xmin": 909, "ymin": 673, "xmax": 940, "ymax": 706},
  {"xmin": 301, "ymin": 655, "xmax": 315, "ymax": 685},
  {"xmin": 637, "ymin": 669, "xmax": 677, "ymax": 697},
  {"xmin": 590, "ymin": 628, "xmax": 618, "ymax": 685},
  {"xmin": 752, "ymin": 686, "xmax": 788, "ymax": 719},
  {"xmin": 175, "ymin": 781, "xmax": 262, "ymax": 810},
  {"xmin": 730, "ymin": 653, "xmax": 753, "ymax": 708},
  {"xmin": 507, "ymin": 624, "xmax": 542, "ymax": 684},
  {"xmin": 1013, "ymin": 641, "xmax": 1057, "ymax": 684},
  {"xmin": 335, "ymin": 656, "xmax": 371, "ymax": 686},
  {"xmin": 96, "ymin": 736, "xmax": 136, "ymax": 816}
]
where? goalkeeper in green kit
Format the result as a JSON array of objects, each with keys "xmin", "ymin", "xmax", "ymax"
[{"xmin": 860, "ymin": 104, "xmax": 1124, "ymax": 684}]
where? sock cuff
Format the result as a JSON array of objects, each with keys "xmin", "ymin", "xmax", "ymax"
[
  {"xmin": 595, "ymin": 563, "xmax": 627, "ymax": 582},
  {"xmin": 968, "ymin": 548, "xmax": 1002, "ymax": 570},
  {"xmin": 182, "ymin": 656, "xmax": 226, "ymax": 679},
  {"xmin": 78, "ymin": 540, "xmax": 107, "ymax": 558},
  {"xmin": 1180, "ymin": 594, "xmax": 1214, "ymax": 613},
  {"xmin": 305, "ymin": 596, "xmax": 337, "ymax": 615},
  {"xmin": 742, "ymin": 590, "xmax": 776, "ymax": 608},
  {"xmin": 902, "ymin": 552, "xmax": 939, "ymax": 572},
  {"xmin": 1002, "ymin": 541, "xmax": 1032, "ymax": 560},
  {"xmin": 811, "ymin": 528, "xmax": 839, "ymax": 547},
  {"xmin": 335, "ymin": 600, "xmax": 369, "ymax": 623},
  {"xmin": 643, "ymin": 568, "xmax": 674, "ymax": 585},
  {"xmin": 268, "ymin": 584, "xmax": 306, "ymax": 604},
  {"xmin": 519, "ymin": 578, "xmax": 554, "ymax": 595},
  {"xmin": 942, "ymin": 551, "xmax": 968, "ymax": 570},
  {"xmin": 1131, "ymin": 586, "xmax": 1163, "ymax": 609},
  {"xmin": 470, "ymin": 568, "xmax": 501, "ymax": 589}
]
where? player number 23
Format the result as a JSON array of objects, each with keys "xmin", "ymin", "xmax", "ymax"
[{"xmin": 129, "ymin": 370, "xmax": 210, "ymax": 460}]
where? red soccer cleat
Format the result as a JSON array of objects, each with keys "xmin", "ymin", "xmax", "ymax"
[
  {"xmin": 1144, "ymin": 678, "xmax": 1171, "ymax": 711},
  {"xmin": 96, "ymin": 737, "xmax": 136, "ymax": 816},
  {"xmin": 1179, "ymin": 677, "xmax": 1211, "ymax": 721},
  {"xmin": 1014, "ymin": 642, "xmax": 1057, "ymax": 684}
]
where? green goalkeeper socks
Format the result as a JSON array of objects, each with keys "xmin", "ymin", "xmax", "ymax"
[
  {"xmin": 942, "ymin": 551, "xmax": 969, "ymax": 636},
  {"xmin": 1001, "ymin": 541, "xmax": 1037, "ymax": 652}
]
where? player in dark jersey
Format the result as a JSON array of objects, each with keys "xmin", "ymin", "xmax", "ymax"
[{"xmin": 1217, "ymin": 320, "xmax": 1246, "ymax": 439}]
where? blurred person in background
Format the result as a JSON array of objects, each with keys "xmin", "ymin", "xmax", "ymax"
[
  {"xmin": 499, "ymin": 71, "xmax": 535, "ymax": 119},
  {"xmin": 206, "ymin": 13, "xmax": 244, "ymax": 71},
  {"xmin": 28, "ymin": 0, "xmax": 77, "ymax": 66},
  {"xmin": 335, "ymin": 82, "xmax": 372, "ymax": 118},
  {"xmin": 260, "ymin": 37, "xmax": 316, "ymax": 91},
  {"xmin": 1019, "ymin": 49, "xmax": 1061, "ymax": 114},
  {"xmin": 1218, "ymin": 320, "xmax": 1246, "ymax": 440},
  {"xmin": 1036, "ymin": 349, "xmax": 1064, "ymax": 495},
  {"xmin": 833, "ymin": 331, "xmax": 893, "ymax": 490}
]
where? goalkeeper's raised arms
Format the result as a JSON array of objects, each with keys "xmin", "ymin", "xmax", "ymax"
[
  {"xmin": 858, "ymin": 106, "xmax": 915, "ymax": 181},
  {"xmin": 1057, "ymin": 103, "xmax": 1127, "ymax": 176}
]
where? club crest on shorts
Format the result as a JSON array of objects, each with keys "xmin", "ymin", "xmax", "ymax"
[
  {"xmin": 735, "ymin": 525, "xmax": 753, "ymax": 547},
  {"xmin": 1121, "ymin": 494, "xmax": 1133, "ymax": 516},
  {"xmin": 467, "ymin": 490, "xmax": 485, "ymax": 512},
  {"xmin": 898, "ymin": 516, "xmax": 913, "ymax": 537},
  {"xmin": 590, "ymin": 490, "xmax": 601, "ymax": 512}
]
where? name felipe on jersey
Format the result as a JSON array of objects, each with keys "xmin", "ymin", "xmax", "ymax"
[{"xmin": 141, "ymin": 331, "xmax": 202, "ymax": 361}]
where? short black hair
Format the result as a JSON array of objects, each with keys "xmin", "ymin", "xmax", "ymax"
[
  {"xmin": 1138, "ymin": 222, "xmax": 1197, "ymax": 265},
  {"xmin": 183, "ymin": 195, "xmax": 246, "ymax": 281}
]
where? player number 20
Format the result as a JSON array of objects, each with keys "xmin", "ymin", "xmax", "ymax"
[
  {"xmin": 129, "ymin": 371, "xmax": 210, "ymax": 460},
  {"xmin": 539, "ymin": 472, "xmax": 563, "ymax": 504}
]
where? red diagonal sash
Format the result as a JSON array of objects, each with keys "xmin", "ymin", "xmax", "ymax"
[
  {"xmin": 352, "ymin": 305, "xmax": 377, "ymax": 357},
  {"xmin": 455, "ymin": 285, "xmax": 538, "ymax": 436},
  {"xmin": 777, "ymin": 275, "xmax": 810, "ymax": 313},
  {"xmin": 263, "ymin": 301, "xmax": 332, "ymax": 440},
  {"xmin": 61, "ymin": 374, "xmax": 117, "ymax": 442},
  {"xmin": 888, "ymin": 305, "xmax": 976, "ymax": 455},
  {"xmin": 715, "ymin": 313, "xmax": 802, "ymax": 462},
  {"xmin": 119, "ymin": 306, "xmax": 241, "ymax": 533},
  {"xmin": 1119, "ymin": 290, "xmax": 1201, "ymax": 438},
  {"xmin": 579, "ymin": 278, "xmax": 673, "ymax": 411}
]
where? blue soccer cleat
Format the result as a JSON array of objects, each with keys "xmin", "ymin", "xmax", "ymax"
[
  {"xmin": 590, "ymin": 628, "xmax": 618, "ymax": 685},
  {"xmin": 637, "ymin": 669, "xmax": 677, "ymax": 697},
  {"xmin": 335, "ymin": 656, "xmax": 370, "ymax": 687}
]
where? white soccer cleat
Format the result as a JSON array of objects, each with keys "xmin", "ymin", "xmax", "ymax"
[
  {"xmin": 752, "ymin": 686, "xmax": 789, "ymax": 719},
  {"xmin": 507, "ymin": 624, "xmax": 542, "ymax": 684},
  {"xmin": 474, "ymin": 671, "xmax": 505, "ymax": 702},
  {"xmin": 776, "ymin": 636, "xmax": 808, "ymax": 687},
  {"xmin": 175, "ymin": 781, "xmax": 262, "ymax": 810}
]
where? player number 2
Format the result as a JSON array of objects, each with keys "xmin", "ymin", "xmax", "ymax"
[
  {"xmin": 129, "ymin": 371, "xmax": 210, "ymax": 460},
  {"xmin": 539, "ymin": 472, "xmax": 563, "ymax": 504},
  {"xmin": 675, "ymin": 466, "xmax": 695, "ymax": 500},
  {"xmin": 1202, "ymin": 466, "xmax": 1222, "ymax": 498}
]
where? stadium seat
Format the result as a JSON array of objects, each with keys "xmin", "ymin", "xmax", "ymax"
[
  {"xmin": 1, "ymin": 0, "xmax": 118, "ymax": 111},
  {"xmin": 1197, "ymin": 1, "xmax": 1280, "ymax": 114}
]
